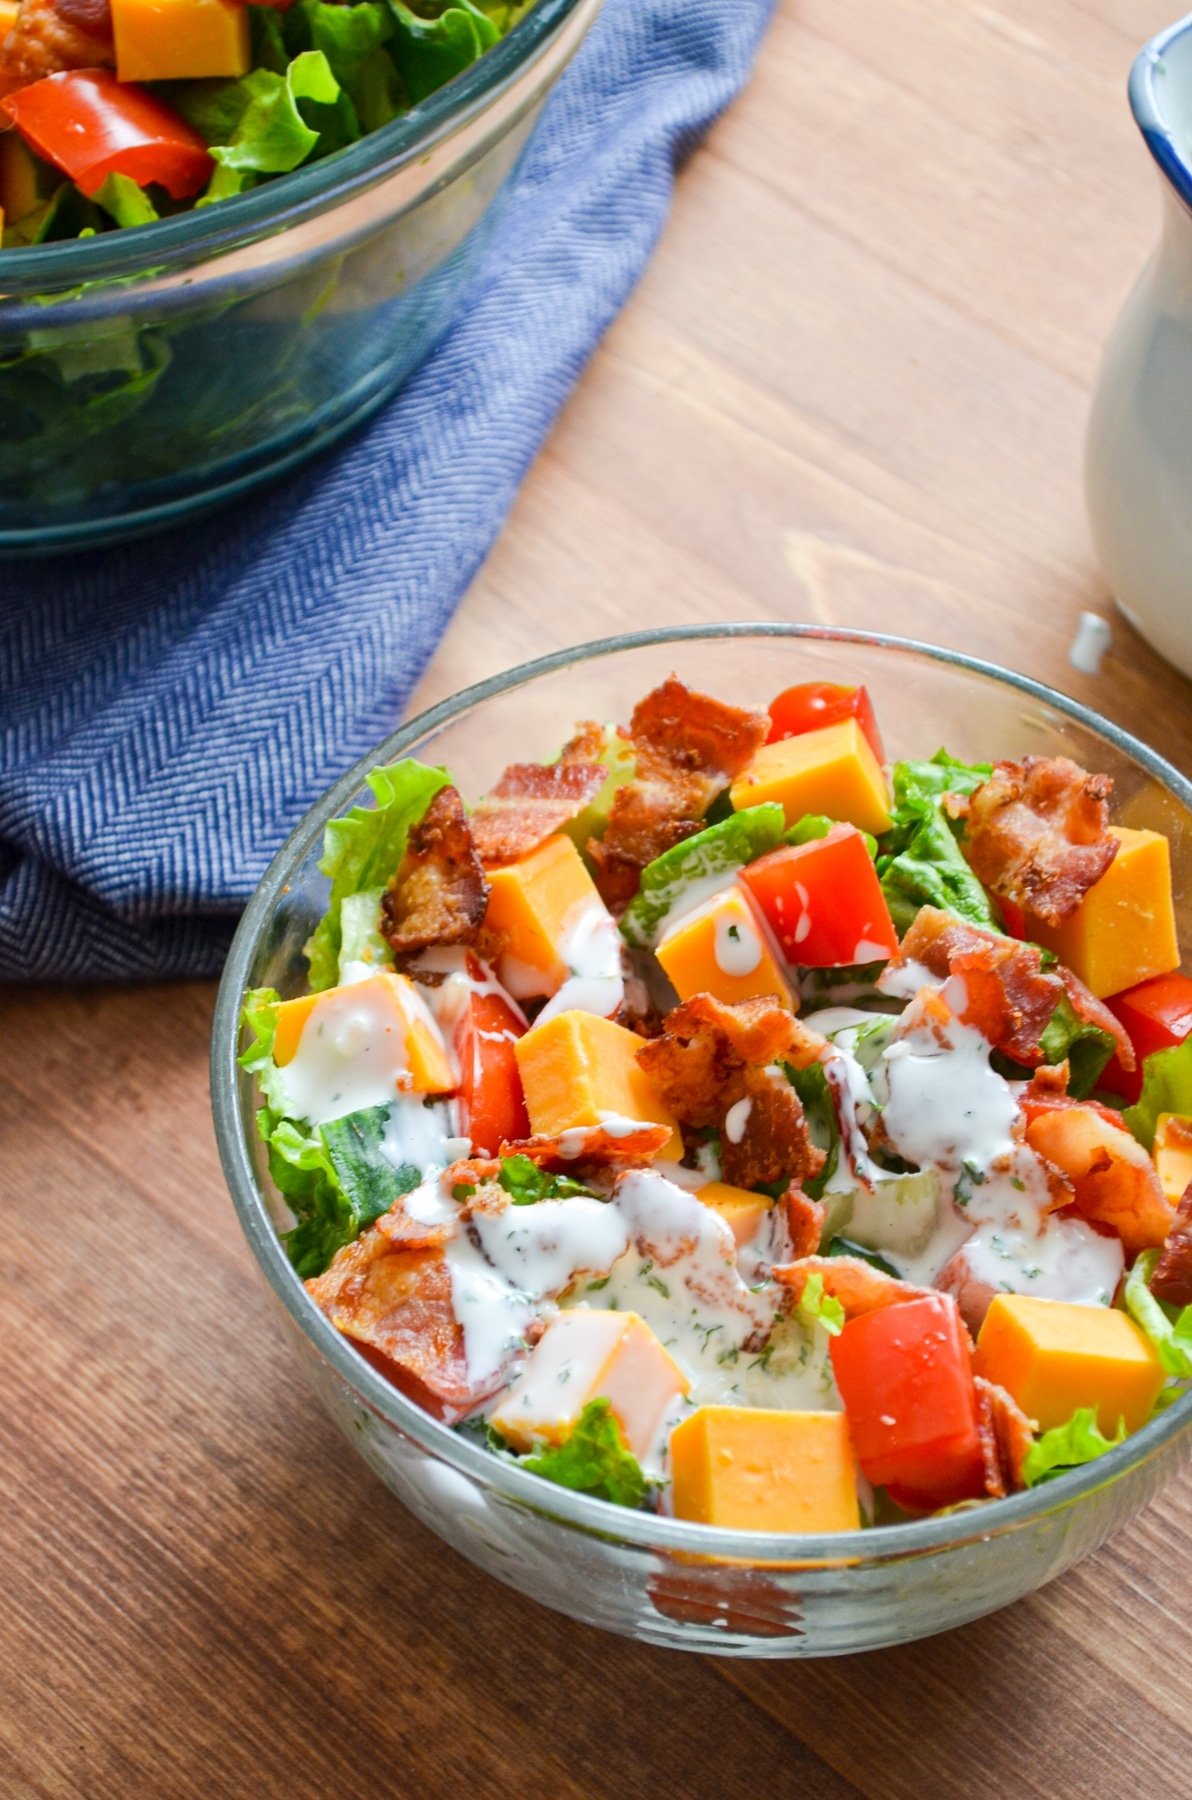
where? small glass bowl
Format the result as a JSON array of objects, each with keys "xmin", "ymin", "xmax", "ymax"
[
  {"xmin": 0, "ymin": 0, "xmax": 601, "ymax": 553},
  {"xmin": 211, "ymin": 625, "xmax": 1192, "ymax": 1657}
]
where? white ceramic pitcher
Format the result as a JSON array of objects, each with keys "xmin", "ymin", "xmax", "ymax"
[{"xmin": 1087, "ymin": 13, "xmax": 1192, "ymax": 680}]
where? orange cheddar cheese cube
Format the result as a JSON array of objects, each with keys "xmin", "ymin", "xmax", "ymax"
[
  {"xmin": 729, "ymin": 718, "xmax": 892, "ymax": 837},
  {"xmin": 112, "ymin": 0, "xmax": 251, "ymax": 81},
  {"xmin": 656, "ymin": 883, "xmax": 793, "ymax": 1009},
  {"xmin": 1030, "ymin": 827, "xmax": 1179, "ymax": 999},
  {"xmin": 973, "ymin": 1294, "xmax": 1165, "ymax": 1436},
  {"xmin": 271, "ymin": 971, "xmax": 454, "ymax": 1097},
  {"xmin": 515, "ymin": 1010, "xmax": 681, "ymax": 1157},
  {"xmin": 670, "ymin": 1407, "xmax": 861, "ymax": 1534},
  {"xmin": 490, "ymin": 1310, "xmax": 689, "ymax": 1458},
  {"xmin": 484, "ymin": 833, "xmax": 608, "ymax": 999},
  {"xmin": 697, "ymin": 1182, "xmax": 773, "ymax": 1250},
  {"xmin": 1154, "ymin": 1113, "xmax": 1192, "ymax": 1206}
]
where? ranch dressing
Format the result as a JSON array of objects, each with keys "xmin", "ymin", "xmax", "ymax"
[
  {"xmin": 535, "ymin": 897, "xmax": 626, "ymax": 1025},
  {"xmin": 273, "ymin": 982, "xmax": 437, "ymax": 1125}
]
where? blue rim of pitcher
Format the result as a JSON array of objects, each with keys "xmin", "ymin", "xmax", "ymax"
[{"xmin": 1130, "ymin": 12, "xmax": 1192, "ymax": 211}]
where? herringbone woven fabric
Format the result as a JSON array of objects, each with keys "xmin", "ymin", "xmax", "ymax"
[{"xmin": 0, "ymin": 0, "xmax": 774, "ymax": 982}]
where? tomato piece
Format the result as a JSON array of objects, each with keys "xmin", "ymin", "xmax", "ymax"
[
  {"xmin": 766, "ymin": 681, "xmax": 885, "ymax": 763},
  {"xmin": 828, "ymin": 1293, "xmax": 986, "ymax": 1509},
  {"xmin": 740, "ymin": 824, "xmax": 899, "ymax": 967},
  {"xmin": 1, "ymin": 69, "xmax": 214, "ymax": 200},
  {"xmin": 1100, "ymin": 972, "xmax": 1192, "ymax": 1103},
  {"xmin": 454, "ymin": 969, "xmax": 529, "ymax": 1157}
]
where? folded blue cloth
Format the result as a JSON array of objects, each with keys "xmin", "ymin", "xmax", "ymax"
[{"xmin": 0, "ymin": 0, "xmax": 774, "ymax": 983}]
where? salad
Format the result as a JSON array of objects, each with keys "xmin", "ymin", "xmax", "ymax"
[
  {"xmin": 0, "ymin": 0, "xmax": 531, "ymax": 245},
  {"xmin": 240, "ymin": 674, "xmax": 1192, "ymax": 1535}
]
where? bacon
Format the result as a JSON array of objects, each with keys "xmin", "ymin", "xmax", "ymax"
[
  {"xmin": 782, "ymin": 1186, "xmax": 825, "ymax": 1260},
  {"xmin": 0, "ymin": 0, "xmax": 113, "ymax": 96},
  {"xmin": 1152, "ymin": 1183, "xmax": 1192, "ymax": 1308},
  {"xmin": 1023, "ymin": 1101, "xmax": 1174, "ymax": 1256},
  {"xmin": 588, "ymin": 678, "xmax": 768, "ymax": 908},
  {"xmin": 306, "ymin": 1231, "xmax": 490, "ymax": 1422},
  {"xmin": 471, "ymin": 758, "xmax": 607, "ymax": 868},
  {"xmin": 721, "ymin": 1065, "xmax": 824, "ymax": 1191},
  {"xmin": 771, "ymin": 1254, "xmax": 935, "ymax": 1319},
  {"xmin": 380, "ymin": 785, "xmax": 489, "ymax": 957},
  {"xmin": 498, "ymin": 1122, "xmax": 672, "ymax": 1166},
  {"xmin": 975, "ymin": 1376, "xmax": 1035, "ymax": 1497},
  {"xmin": 893, "ymin": 905, "xmax": 1134, "ymax": 1072},
  {"xmin": 944, "ymin": 755, "xmax": 1118, "ymax": 927}
]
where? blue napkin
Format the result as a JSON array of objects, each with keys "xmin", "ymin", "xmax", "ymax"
[{"xmin": 0, "ymin": 0, "xmax": 774, "ymax": 983}]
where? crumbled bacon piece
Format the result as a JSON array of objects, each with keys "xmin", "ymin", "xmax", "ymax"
[
  {"xmin": 588, "ymin": 678, "xmax": 768, "ymax": 907},
  {"xmin": 1023, "ymin": 1100, "xmax": 1174, "ymax": 1256},
  {"xmin": 782, "ymin": 1186, "xmax": 825, "ymax": 1260},
  {"xmin": 893, "ymin": 906, "xmax": 1134, "ymax": 1072},
  {"xmin": 499, "ymin": 1122, "xmax": 672, "ymax": 1166},
  {"xmin": 721, "ymin": 1065, "xmax": 824, "ymax": 1191},
  {"xmin": 771, "ymin": 1255, "xmax": 935, "ymax": 1319},
  {"xmin": 306, "ymin": 1231, "xmax": 489, "ymax": 1422},
  {"xmin": 0, "ymin": 0, "xmax": 113, "ymax": 96},
  {"xmin": 471, "ymin": 759, "xmax": 607, "ymax": 868},
  {"xmin": 1151, "ymin": 1183, "xmax": 1192, "ymax": 1308},
  {"xmin": 944, "ymin": 755, "xmax": 1118, "ymax": 927},
  {"xmin": 975, "ymin": 1376, "xmax": 1035, "ymax": 1497},
  {"xmin": 380, "ymin": 785, "xmax": 489, "ymax": 957}
]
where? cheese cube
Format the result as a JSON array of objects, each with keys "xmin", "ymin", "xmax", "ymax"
[
  {"xmin": 698, "ymin": 1182, "xmax": 773, "ymax": 1249},
  {"xmin": 113, "ymin": 0, "xmax": 251, "ymax": 81},
  {"xmin": 515, "ymin": 1010, "xmax": 681, "ymax": 1157},
  {"xmin": 973, "ymin": 1294, "xmax": 1165, "ymax": 1435},
  {"xmin": 490, "ymin": 1310, "xmax": 690, "ymax": 1457},
  {"xmin": 656, "ymin": 884, "xmax": 793, "ymax": 1010},
  {"xmin": 670, "ymin": 1407, "xmax": 861, "ymax": 1533},
  {"xmin": 1154, "ymin": 1113, "xmax": 1192, "ymax": 1206},
  {"xmin": 729, "ymin": 718, "xmax": 892, "ymax": 837},
  {"xmin": 0, "ymin": 0, "xmax": 17, "ymax": 31},
  {"xmin": 271, "ymin": 971, "xmax": 454, "ymax": 1095},
  {"xmin": 1030, "ymin": 827, "xmax": 1179, "ymax": 999},
  {"xmin": 484, "ymin": 833, "xmax": 606, "ymax": 1000}
]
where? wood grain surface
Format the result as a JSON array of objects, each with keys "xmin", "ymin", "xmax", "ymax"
[{"xmin": 5, "ymin": 2, "xmax": 1192, "ymax": 1795}]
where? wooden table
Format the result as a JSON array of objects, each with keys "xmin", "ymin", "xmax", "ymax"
[{"xmin": 5, "ymin": 2, "xmax": 1191, "ymax": 1794}]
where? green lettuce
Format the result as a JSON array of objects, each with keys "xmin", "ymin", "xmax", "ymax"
[
  {"xmin": 785, "ymin": 1059, "xmax": 838, "ymax": 1200},
  {"xmin": 1124, "ymin": 1040, "xmax": 1192, "ymax": 1150},
  {"xmin": 496, "ymin": 1155, "xmax": 594, "ymax": 1205},
  {"xmin": 1037, "ymin": 994, "xmax": 1115, "ymax": 1100},
  {"xmin": 619, "ymin": 804, "xmax": 787, "ymax": 949},
  {"xmin": 387, "ymin": 0, "xmax": 499, "ymax": 102},
  {"xmin": 1021, "ymin": 1407, "xmax": 1127, "ymax": 1486},
  {"xmin": 268, "ymin": 1106, "xmax": 420, "ymax": 1277},
  {"xmin": 1124, "ymin": 1249, "xmax": 1192, "ymax": 1381},
  {"xmin": 521, "ymin": 1399, "xmax": 647, "ymax": 1508},
  {"xmin": 785, "ymin": 813, "xmax": 877, "ymax": 858},
  {"xmin": 92, "ymin": 173, "xmax": 160, "ymax": 230},
  {"xmin": 238, "ymin": 985, "xmax": 291, "ymax": 1114},
  {"xmin": 796, "ymin": 1272, "xmax": 844, "ymax": 1337},
  {"xmin": 876, "ymin": 752, "xmax": 995, "ymax": 935},
  {"xmin": 304, "ymin": 758, "xmax": 449, "ymax": 991}
]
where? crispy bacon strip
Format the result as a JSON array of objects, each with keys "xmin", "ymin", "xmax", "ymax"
[
  {"xmin": 0, "ymin": 0, "xmax": 113, "ymax": 96},
  {"xmin": 894, "ymin": 906, "xmax": 1134, "ymax": 1071},
  {"xmin": 944, "ymin": 755, "xmax": 1118, "ymax": 927},
  {"xmin": 499, "ymin": 1122, "xmax": 672, "ymax": 1167},
  {"xmin": 1151, "ymin": 1183, "xmax": 1192, "ymax": 1308},
  {"xmin": 722, "ymin": 1065, "xmax": 824, "ymax": 1191},
  {"xmin": 975, "ymin": 1376, "xmax": 1035, "ymax": 1498},
  {"xmin": 306, "ymin": 1230, "xmax": 488, "ymax": 1422},
  {"xmin": 471, "ymin": 757, "xmax": 607, "ymax": 868},
  {"xmin": 588, "ymin": 678, "xmax": 768, "ymax": 908},
  {"xmin": 380, "ymin": 785, "xmax": 489, "ymax": 957},
  {"xmin": 771, "ymin": 1255, "xmax": 935, "ymax": 1319},
  {"xmin": 1023, "ymin": 1101, "xmax": 1174, "ymax": 1256},
  {"xmin": 783, "ymin": 1186, "xmax": 825, "ymax": 1260}
]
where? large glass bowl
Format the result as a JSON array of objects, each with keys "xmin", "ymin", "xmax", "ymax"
[
  {"xmin": 210, "ymin": 625, "xmax": 1192, "ymax": 1657},
  {"xmin": 0, "ymin": 0, "xmax": 600, "ymax": 553}
]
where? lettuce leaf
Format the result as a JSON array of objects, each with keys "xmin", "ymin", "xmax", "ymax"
[
  {"xmin": 268, "ymin": 1105, "xmax": 420, "ymax": 1277},
  {"xmin": 1021, "ymin": 1407, "xmax": 1127, "ymax": 1486},
  {"xmin": 92, "ymin": 173, "xmax": 160, "ymax": 230},
  {"xmin": 521, "ymin": 1398, "xmax": 647, "ymax": 1508},
  {"xmin": 1124, "ymin": 1249, "xmax": 1192, "ymax": 1380},
  {"xmin": 619, "ymin": 804, "xmax": 787, "ymax": 949},
  {"xmin": 1036, "ymin": 993, "xmax": 1115, "ymax": 1100},
  {"xmin": 387, "ymin": 1, "xmax": 499, "ymax": 103},
  {"xmin": 238, "ymin": 985, "xmax": 292, "ymax": 1115},
  {"xmin": 876, "ymin": 751, "xmax": 996, "ymax": 935},
  {"xmin": 784, "ymin": 1059, "xmax": 839, "ymax": 1200},
  {"xmin": 785, "ymin": 813, "xmax": 877, "ymax": 858},
  {"xmin": 1124, "ymin": 1040, "xmax": 1192, "ymax": 1150},
  {"xmin": 304, "ymin": 758, "xmax": 449, "ymax": 991},
  {"xmin": 796, "ymin": 1271, "xmax": 845, "ymax": 1336}
]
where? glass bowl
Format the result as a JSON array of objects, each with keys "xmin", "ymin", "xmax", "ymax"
[
  {"xmin": 0, "ymin": 0, "xmax": 601, "ymax": 553},
  {"xmin": 210, "ymin": 624, "xmax": 1192, "ymax": 1657}
]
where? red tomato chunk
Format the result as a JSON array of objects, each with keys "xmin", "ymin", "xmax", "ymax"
[
  {"xmin": 741, "ymin": 824, "xmax": 899, "ymax": 968},
  {"xmin": 1100, "ymin": 972, "xmax": 1192, "ymax": 1104},
  {"xmin": 829, "ymin": 1293, "xmax": 986, "ymax": 1510},
  {"xmin": 453, "ymin": 974, "xmax": 529, "ymax": 1157},
  {"xmin": 766, "ymin": 681, "xmax": 885, "ymax": 764},
  {"xmin": 1, "ymin": 68, "xmax": 214, "ymax": 199}
]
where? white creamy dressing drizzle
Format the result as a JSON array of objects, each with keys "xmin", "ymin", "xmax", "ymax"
[
  {"xmin": 380, "ymin": 1094, "xmax": 468, "ymax": 1174},
  {"xmin": 534, "ymin": 896, "xmax": 626, "ymax": 1024},
  {"xmin": 274, "ymin": 982, "xmax": 432, "ymax": 1126},
  {"xmin": 714, "ymin": 909, "xmax": 763, "ymax": 977},
  {"xmin": 724, "ymin": 1096, "xmax": 753, "ymax": 1145},
  {"xmin": 648, "ymin": 867, "xmax": 742, "ymax": 946},
  {"xmin": 804, "ymin": 1007, "xmax": 887, "ymax": 1193}
]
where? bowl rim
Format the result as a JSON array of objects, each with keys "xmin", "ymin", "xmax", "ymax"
[
  {"xmin": 0, "ymin": 0, "xmax": 594, "ymax": 292},
  {"xmin": 1130, "ymin": 10, "xmax": 1192, "ymax": 217},
  {"xmin": 211, "ymin": 622, "xmax": 1192, "ymax": 1561}
]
